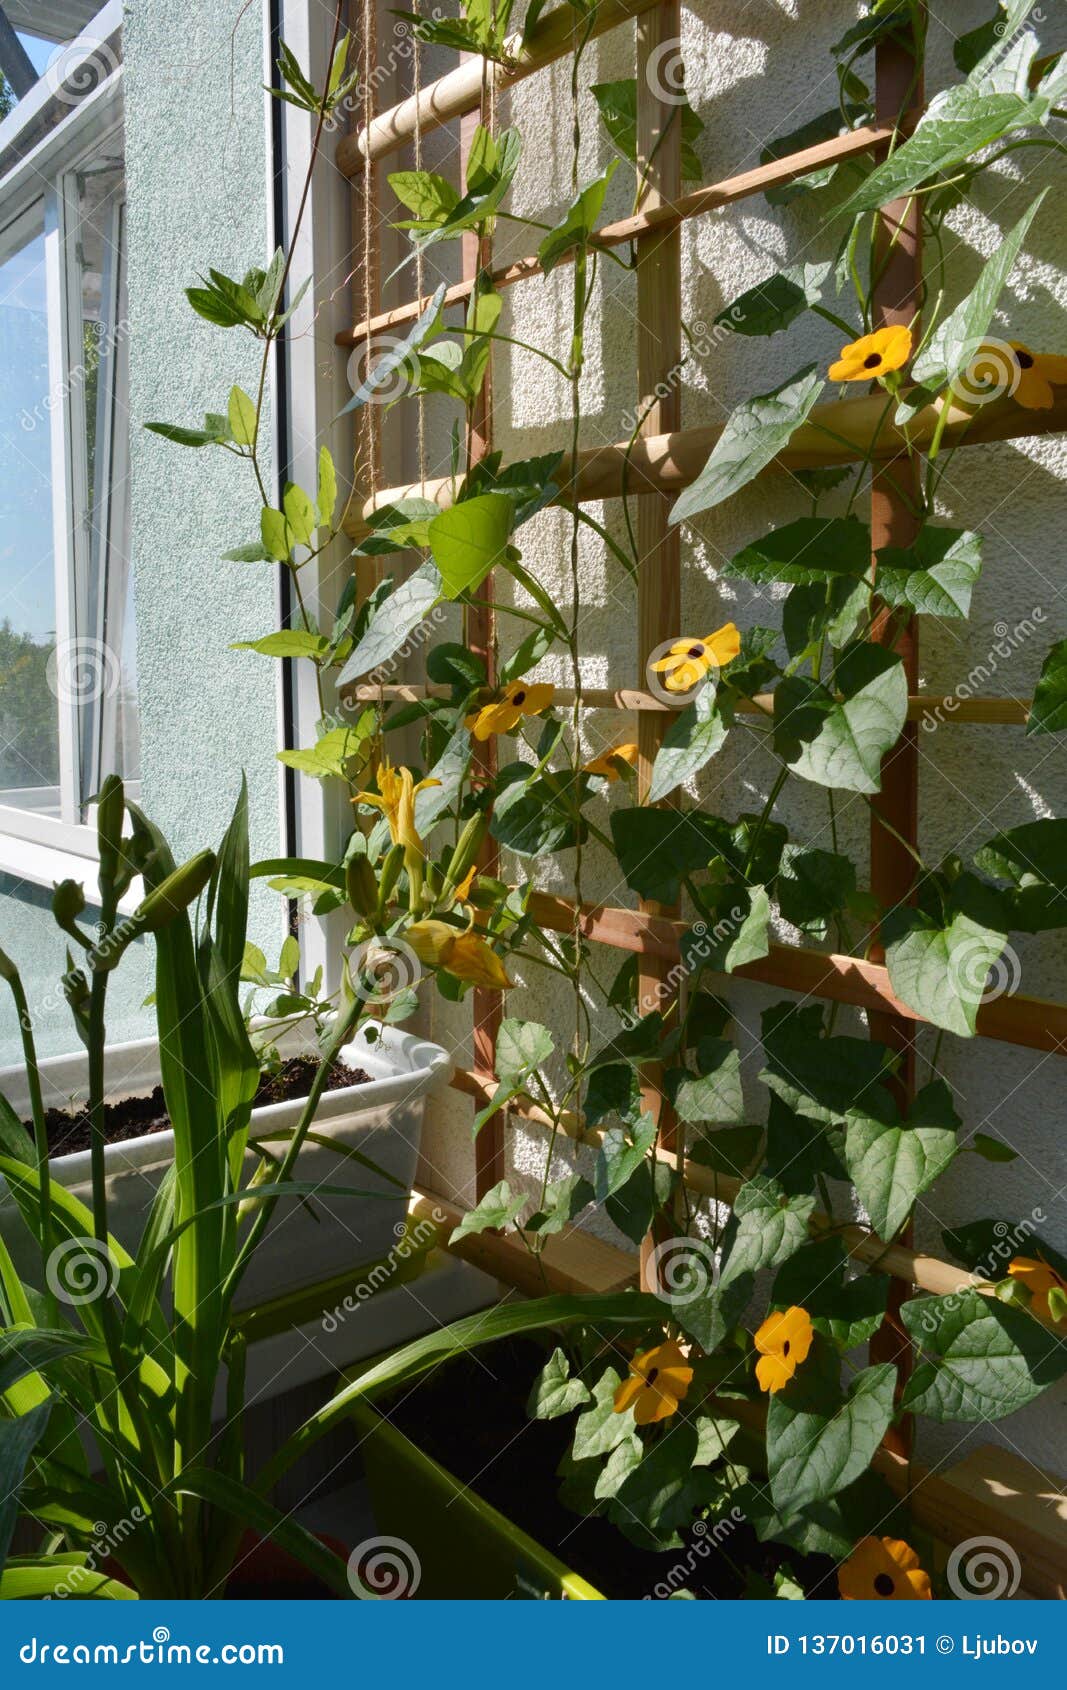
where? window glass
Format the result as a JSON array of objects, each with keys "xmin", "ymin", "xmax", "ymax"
[{"xmin": 0, "ymin": 206, "xmax": 60, "ymax": 812}]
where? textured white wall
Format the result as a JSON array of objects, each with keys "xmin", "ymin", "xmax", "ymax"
[{"xmin": 393, "ymin": 2, "xmax": 1067, "ymax": 1470}]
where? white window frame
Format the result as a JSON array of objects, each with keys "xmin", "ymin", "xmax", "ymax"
[{"xmin": 0, "ymin": 6, "xmax": 126, "ymax": 882}]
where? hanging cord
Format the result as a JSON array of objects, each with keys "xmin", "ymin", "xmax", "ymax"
[{"xmin": 411, "ymin": 9, "xmax": 428, "ymax": 492}]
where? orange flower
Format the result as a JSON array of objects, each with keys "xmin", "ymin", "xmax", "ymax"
[
  {"xmin": 583, "ymin": 742, "xmax": 639, "ymax": 781},
  {"xmin": 1008, "ymin": 1255, "xmax": 1067, "ymax": 1324},
  {"xmin": 467, "ymin": 681, "xmax": 555, "ymax": 741},
  {"xmin": 651, "ymin": 624, "xmax": 741, "ymax": 694},
  {"xmin": 612, "ymin": 1340, "xmax": 693, "ymax": 1425},
  {"xmin": 828, "ymin": 324, "xmax": 912, "ymax": 383},
  {"xmin": 753, "ymin": 1305, "xmax": 813, "ymax": 1394},
  {"xmin": 839, "ymin": 1537, "xmax": 932, "ymax": 1601},
  {"xmin": 997, "ymin": 342, "xmax": 1067, "ymax": 411}
]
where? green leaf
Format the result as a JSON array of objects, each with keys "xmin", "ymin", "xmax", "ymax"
[
  {"xmin": 690, "ymin": 883, "xmax": 772, "ymax": 974},
  {"xmin": 875, "ymin": 527, "xmax": 983, "ymax": 619},
  {"xmin": 0, "ymin": 1402, "xmax": 51, "ymax": 1571},
  {"xmin": 609, "ymin": 808, "xmax": 716, "ymax": 904},
  {"xmin": 777, "ymin": 844, "xmax": 856, "ymax": 939},
  {"xmin": 760, "ymin": 106, "xmax": 870, "ymax": 206},
  {"xmin": 671, "ymin": 367, "xmax": 825, "ymax": 524},
  {"xmin": 648, "ymin": 688, "xmax": 727, "ymax": 801},
  {"xmin": 882, "ymin": 907, "xmax": 1008, "ymax": 1037},
  {"xmin": 538, "ymin": 161, "xmax": 618, "ymax": 275},
  {"xmin": 717, "ymin": 262, "xmax": 832, "ymax": 338},
  {"xmin": 767, "ymin": 1348, "xmax": 897, "ymax": 1515},
  {"xmin": 572, "ymin": 1367, "xmax": 637, "ymax": 1460},
  {"xmin": 525, "ymin": 1173, "xmax": 595, "ymax": 1237},
  {"xmin": 227, "ymin": 384, "xmax": 257, "ymax": 446},
  {"xmin": 761, "ymin": 1003, "xmax": 896, "ymax": 1126},
  {"xmin": 719, "ymin": 1176, "xmax": 815, "ymax": 1290},
  {"xmin": 491, "ymin": 770, "xmax": 581, "ymax": 857},
  {"xmin": 339, "ymin": 283, "xmax": 446, "ymax": 413},
  {"xmin": 232, "ymin": 630, "xmax": 329, "ymax": 659},
  {"xmin": 591, "ymin": 79, "xmax": 704, "ymax": 181},
  {"xmin": 276, "ymin": 720, "xmax": 374, "ymax": 780},
  {"xmin": 449, "ymin": 1178, "xmax": 527, "ymax": 1243},
  {"xmin": 317, "ymin": 446, "xmax": 338, "ymax": 527},
  {"xmin": 910, "ymin": 192, "xmax": 1047, "ymax": 393},
  {"xmin": 496, "ymin": 1017, "xmax": 554, "ymax": 1083},
  {"xmin": 527, "ymin": 1348, "xmax": 591, "ymax": 1420},
  {"xmin": 1027, "ymin": 638, "xmax": 1067, "ymax": 736},
  {"xmin": 667, "ymin": 1042, "xmax": 743, "ymax": 1125},
  {"xmin": 841, "ymin": 85, "xmax": 1051, "ymax": 219},
  {"xmin": 688, "ymin": 1122, "xmax": 763, "ymax": 1180},
  {"xmin": 594, "ymin": 1115, "xmax": 658, "ymax": 1203},
  {"xmin": 782, "ymin": 578, "xmax": 866, "ymax": 660},
  {"xmin": 172, "ymin": 1467, "xmax": 350, "ymax": 1597},
  {"xmin": 901, "ymin": 1290, "xmax": 1067, "ymax": 1421},
  {"xmin": 724, "ymin": 516, "xmax": 871, "ymax": 585},
  {"xmin": 973, "ymin": 1132, "xmax": 1018, "ymax": 1163},
  {"xmin": 429, "ymin": 493, "xmax": 514, "ymax": 599},
  {"xmin": 774, "ymin": 642, "xmax": 908, "ymax": 794},
  {"xmin": 974, "ymin": 818, "xmax": 1067, "ymax": 929},
  {"xmin": 388, "ymin": 168, "xmax": 461, "ymax": 226},
  {"xmin": 336, "ymin": 561, "xmax": 442, "ymax": 686},
  {"xmin": 845, "ymin": 1078, "xmax": 961, "ymax": 1238},
  {"xmin": 612, "ymin": 1421, "xmax": 702, "ymax": 1551},
  {"xmin": 283, "ymin": 482, "xmax": 318, "ymax": 546},
  {"xmin": 261, "ymin": 506, "xmax": 292, "ymax": 562},
  {"xmin": 771, "ymin": 1239, "xmax": 888, "ymax": 1351}
]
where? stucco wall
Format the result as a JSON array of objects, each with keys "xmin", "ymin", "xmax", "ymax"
[
  {"xmin": 0, "ymin": 0, "xmax": 285, "ymax": 1069},
  {"xmin": 405, "ymin": 1, "xmax": 1067, "ymax": 1469}
]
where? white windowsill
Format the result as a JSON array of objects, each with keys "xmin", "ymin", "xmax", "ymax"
[{"xmin": 0, "ymin": 830, "xmax": 141, "ymax": 914}]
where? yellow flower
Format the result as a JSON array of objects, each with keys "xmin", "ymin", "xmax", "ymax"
[
  {"xmin": 354, "ymin": 763, "xmax": 439, "ymax": 865},
  {"xmin": 612, "ymin": 1339, "xmax": 693, "ymax": 1426},
  {"xmin": 450, "ymin": 865, "xmax": 477, "ymax": 903},
  {"xmin": 838, "ymin": 1537, "xmax": 932, "ymax": 1601},
  {"xmin": 828, "ymin": 323, "xmax": 912, "ymax": 383},
  {"xmin": 1008, "ymin": 1254, "xmax": 1067, "ymax": 1324},
  {"xmin": 651, "ymin": 623, "xmax": 741, "ymax": 694},
  {"xmin": 583, "ymin": 742, "xmax": 639, "ymax": 781},
  {"xmin": 467, "ymin": 681, "xmax": 555, "ymax": 741},
  {"xmin": 1000, "ymin": 342, "xmax": 1067, "ymax": 410},
  {"xmin": 406, "ymin": 920, "xmax": 513, "ymax": 990},
  {"xmin": 753, "ymin": 1305, "xmax": 813, "ymax": 1394}
]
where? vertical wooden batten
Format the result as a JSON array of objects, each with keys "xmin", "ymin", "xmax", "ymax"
[
  {"xmin": 460, "ymin": 64, "xmax": 505, "ymax": 1198},
  {"xmin": 634, "ymin": 3, "xmax": 683, "ymax": 1292},
  {"xmin": 867, "ymin": 21, "xmax": 925, "ymax": 1450}
]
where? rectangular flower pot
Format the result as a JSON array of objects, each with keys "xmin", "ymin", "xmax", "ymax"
[
  {"xmin": 0, "ymin": 1022, "xmax": 451, "ymax": 1311},
  {"xmin": 350, "ymin": 1396, "xmax": 603, "ymax": 1600}
]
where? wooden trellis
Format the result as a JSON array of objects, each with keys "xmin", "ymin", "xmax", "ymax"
[{"xmin": 337, "ymin": 0, "xmax": 1067, "ymax": 1572}]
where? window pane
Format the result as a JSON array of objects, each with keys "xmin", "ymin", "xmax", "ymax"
[
  {"xmin": 1, "ymin": 5, "xmax": 109, "ymax": 124},
  {"xmin": 0, "ymin": 208, "xmax": 60, "ymax": 813}
]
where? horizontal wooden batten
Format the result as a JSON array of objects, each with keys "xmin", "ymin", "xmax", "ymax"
[
  {"xmin": 360, "ymin": 388, "xmax": 1067, "ymax": 518},
  {"xmin": 340, "ymin": 0, "xmax": 661, "ymax": 167},
  {"xmin": 450, "ymin": 1064, "xmax": 987, "ymax": 1300},
  {"xmin": 339, "ymin": 125, "xmax": 894, "ymax": 345},
  {"xmin": 526, "ymin": 891, "xmax": 1067, "ymax": 1055},
  {"xmin": 340, "ymin": 680, "xmax": 1032, "ymax": 726},
  {"xmin": 419, "ymin": 1149, "xmax": 1067, "ymax": 1595}
]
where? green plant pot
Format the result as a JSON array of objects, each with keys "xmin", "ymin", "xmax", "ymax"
[{"xmin": 350, "ymin": 1398, "xmax": 603, "ymax": 1600}]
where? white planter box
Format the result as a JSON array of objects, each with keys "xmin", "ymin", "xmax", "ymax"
[{"xmin": 0, "ymin": 1023, "xmax": 451, "ymax": 1311}]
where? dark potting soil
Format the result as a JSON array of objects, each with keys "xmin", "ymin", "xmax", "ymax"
[
  {"xmin": 384, "ymin": 1336, "xmax": 840, "ymax": 1600},
  {"xmin": 27, "ymin": 1057, "xmax": 373, "ymax": 1160}
]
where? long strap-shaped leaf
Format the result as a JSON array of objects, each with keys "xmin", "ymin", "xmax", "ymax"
[
  {"xmin": 0, "ymin": 1555, "xmax": 137, "ymax": 1599},
  {"xmin": 259, "ymin": 1289, "xmax": 665, "ymax": 1494},
  {"xmin": 0, "ymin": 1400, "xmax": 52, "ymax": 1572},
  {"xmin": 172, "ymin": 1466, "xmax": 352, "ymax": 1598}
]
